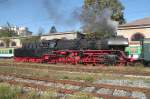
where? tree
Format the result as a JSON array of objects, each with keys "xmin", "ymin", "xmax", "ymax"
[
  {"xmin": 0, "ymin": 23, "xmax": 18, "ymax": 47},
  {"xmin": 49, "ymin": 26, "xmax": 57, "ymax": 33},
  {"xmin": 0, "ymin": 23, "xmax": 17, "ymax": 37},
  {"xmin": 84, "ymin": 0, "xmax": 125, "ymax": 24},
  {"xmin": 0, "ymin": 29, "xmax": 13, "ymax": 37},
  {"xmin": 0, "ymin": 27, "xmax": 16, "ymax": 37},
  {"xmin": 80, "ymin": 0, "xmax": 125, "ymax": 39}
]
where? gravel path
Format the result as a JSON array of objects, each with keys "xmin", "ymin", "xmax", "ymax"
[{"xmin": 94, "ymin": 79, "xmax": 150, "ymax": 88}]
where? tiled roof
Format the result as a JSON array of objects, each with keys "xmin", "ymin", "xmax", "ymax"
[{"xmin": 120, "ymin": 17, "xmax": 150, "ymax": 27}]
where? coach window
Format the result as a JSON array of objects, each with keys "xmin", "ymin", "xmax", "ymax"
[
  {"xmin": 9, "ymin": 49, "xmax": 12, "ymax": 54},
  {"xmin": 131, "ymin": 33, "xmax": 145, "ymax": 41},
  {"xmin": 11, "ymin": 42, "xmax": 16, "ymax": 47},
  {"xmin": 0, "ymin": 42, "xmax": 4, "ymax": 47}
]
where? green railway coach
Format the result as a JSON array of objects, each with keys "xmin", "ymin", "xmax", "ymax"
[
  {"xmin": 125, "ymin": 45, "xmax": 142, "ymax": 60},
  {"xmin": 142, "ymin": 38, "xmax": 150, "ymax": 65},
  {"xmin": 0, "ymin": 48, "xmax": 14, "ymax": 58}
]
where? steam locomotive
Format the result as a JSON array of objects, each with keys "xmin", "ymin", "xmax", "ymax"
[{"xmin": 14, "ymin": 36, "xmax": 133, "ymax": 66}]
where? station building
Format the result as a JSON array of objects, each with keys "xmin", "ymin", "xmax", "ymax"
[
  {"xmin": 0, "ymin": 37, "xmax": 25, "ymax": 48},
  {"xmin": 117, "ymin": 17, "xmax": 150, "ymax": 42},
  {"xmin": 117, "ymin": 17, "xmax": 150, "ymax": 59}
]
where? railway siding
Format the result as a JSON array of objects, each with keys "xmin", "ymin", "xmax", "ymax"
[
  {"xmin": 0, "ymin": 60, "xmax": 150, "ymax": 99},
  {"xmin": 0, "ymin": 74, "xmax": 149, "ymax": 99},
  {"xmin": 0, "ymin": 61, "xmax": 150, "ymax": 76}
]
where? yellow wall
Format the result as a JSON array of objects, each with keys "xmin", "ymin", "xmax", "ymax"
[
  {"xmin": 117, "ymin": 27, "xmax": 150, "ymax": 42},
  {"xmin": 0, "ymin": 38, "xmax": 22, "ymax": 48}
]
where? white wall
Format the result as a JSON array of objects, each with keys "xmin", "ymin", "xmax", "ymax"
[{"xmin": 41, "ymin": 33, "xmax": 77, "ymax": 40}]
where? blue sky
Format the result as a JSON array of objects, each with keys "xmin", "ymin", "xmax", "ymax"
[
  {"xmin": 0, "ymin": 0, "xmax": 150, "ymax": 34},
  {"xmin": 121, "ymin": 0, "xmax": 150, "ymax": 22}
]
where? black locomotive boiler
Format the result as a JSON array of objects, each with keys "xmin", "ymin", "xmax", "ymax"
[{"xmin": 14, "ymin": 36, "xmax": 129, "ymax": 66}]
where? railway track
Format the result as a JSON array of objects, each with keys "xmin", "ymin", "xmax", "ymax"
[
  {"xmin": 0, "ymin": 73, "xmax": 149, "ymax": 99},
  {"xmin": 5, "ymin": 80, "xmax": 135, "ymax": 99},
  {"xmin": 0, "ymin": 62, "xmax": 150, "ymax": 76}
]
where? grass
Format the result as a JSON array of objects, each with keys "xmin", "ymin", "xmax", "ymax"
[
  {"xmin": 0, "ymin": 66, "xmax": 149, "ymax": 83},
  {"xmin": 0, "ymin": 59, "xmax": 150, "ymax": 74},
  {"xmin": 0, "ymin": 60, "xmax": 149, "ymax": 98},
  {"xmin": 0, "ymin": 66, "xmax": 99, "ymax": 82},
  {"xmin": 62, "ymin": 75, "xmax": 69, "ymax": 79},
  {"xmin": 83, "ymin": 75, "xmax": 95, "ymax": 83},
  {"xmin": 75, "ymin": 77, "xmax": 82, "ymax": 81},
  {"xmin": 0, "ymin": 83, "xmax": 100, "ymax": 99},
  {"xmin": 0, "ymin": 83, "xmax": 57, "ymax": 99},
  {"xmin": 27, "ymin": 90, "xmax": 57, "ymax": 99},
  {"xmin": 0, "ymin": 83, "xmax": 21, "ymax": 99}
]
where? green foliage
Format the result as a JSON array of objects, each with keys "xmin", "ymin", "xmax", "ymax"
[
  {"xmin": 0, "ymin": 83, "xmax": 57, "ymax": 99},
  {"xmin": 0, "ymin": 83, "xmax": 21, "ymax": 99},
  {"xmin": 41, "ymin": 90, "xmax": 57, "ymax": 99},
  {"xmin": 28, "ymin": 90, "xmax": 57, "ymax": 99},
  {"xmin": 75, "ymin": 77, "xmax": 82, "ymax": 81},
  {"xmin": 28, "ymin": 91, "xmax": 41, "ymax": 99},
  {"xmin": 84, "ymin": 0, "xmax": 125, "ymax": 24},
  {"xmin": 0, "ymin": 26, "xmax": 18, "ymax": 47},
  {"xmin": 82, "ymin": 0, "xmax": 125, "ymax": 39},
  {"xmin": 0, "ymin": 29, "xmax": 12, "ymax": 37},
  {"xmin": 62, "ymin": 75, "xmax": 69, "ymax": 79},
  {"xmin": 0, "ymin": 28, "xmax": 17, "ymax": 38},
  {"xmin": 84, "ymin": 75, "xmax": 94, "ymax": 83}
]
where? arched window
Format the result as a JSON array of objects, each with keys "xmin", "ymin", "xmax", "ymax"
[
  {"xmin": 131, "ymin": 33, "xmax": 145, "ymax": 41},
  {"xmin": 0, "ymin": 42, "xmax": 4, "ymax": 47},
  {"xmin": 11, "ymin": 42, "xmax": 16, "ymax": 47},
  {"xmin": 0, "ymin": 42, "xmax": 5, "ymax": 47}
]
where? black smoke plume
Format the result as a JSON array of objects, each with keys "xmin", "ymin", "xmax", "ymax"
[
  {"xmin": 77, "ymin": 3, "xmax": 118, "ymax": 37},
  {"xmin": 42, "ymin": 0, "xmax": 79, "ymax": 27}
]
